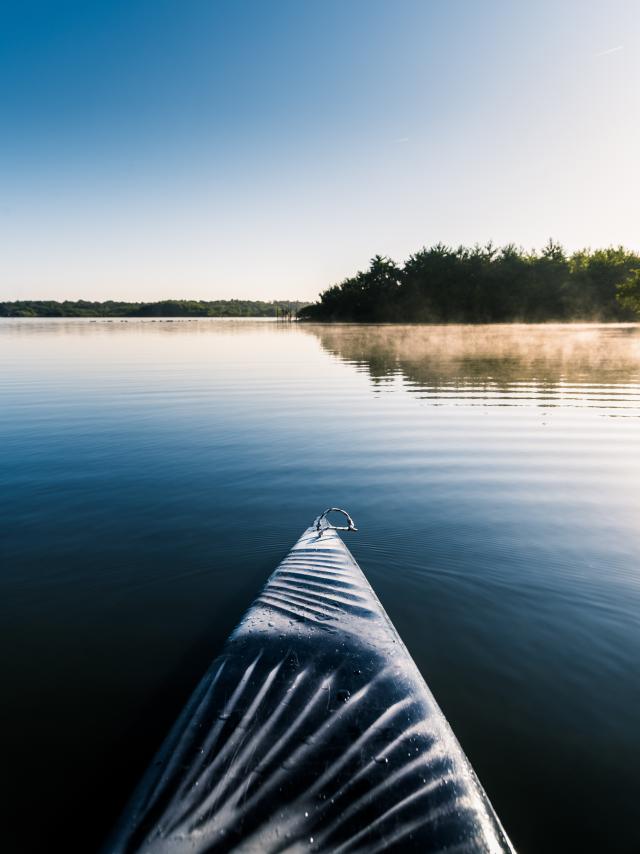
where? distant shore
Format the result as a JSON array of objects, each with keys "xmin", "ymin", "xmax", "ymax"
[
  {"xmin": 0, "ymin": 299, "xmax": 308, "ymax": 319},
  {"xmin": 298, "ymin": 242, "xmax": 640, "ymax": 323}
]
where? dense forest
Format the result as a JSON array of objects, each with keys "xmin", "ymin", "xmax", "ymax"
[
  {"xmin": 5, "ymin": 244, "xmax": 640, "ymax": 323},
  {"xmin": 299, "ymin": 242, "xmax": 640, "ymax": 322},
  {"xmin": 0, "ymin": 299, "xmax": 306, "ymax": 318}
]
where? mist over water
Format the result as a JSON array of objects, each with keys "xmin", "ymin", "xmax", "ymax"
[
  {"xmin": 310, "ymin": 322, "xmax": 640, "ymax": 394},
  {"xmin": 1, "ymin": 319, "xmax": 639, "ymax": 853}
]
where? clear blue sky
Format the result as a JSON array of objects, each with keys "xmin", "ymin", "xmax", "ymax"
[{"xmin": 1, "ymin": 0, "xmax": 638, "ymax": 300}]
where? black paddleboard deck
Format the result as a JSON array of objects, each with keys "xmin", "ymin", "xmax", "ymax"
[{"xmin": 106, "ymin": 521, "xmax": 514, "ymax": 853}]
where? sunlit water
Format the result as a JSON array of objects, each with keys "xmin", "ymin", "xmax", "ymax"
[{"xmin": 1, "ymin": 319, "xmax": 639, "ymax": 853}]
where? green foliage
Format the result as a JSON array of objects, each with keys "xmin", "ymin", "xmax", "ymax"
[
  {"xmin": 299, "ymin": 243, "xmax": 640, "ymax": 322},
  {"xmin": 0, "ymin": 299, "xmax": 308, "ymax": 318},
  {"xmin": 4, "ymin": 247, "xmax": 640, "ymax": 322},
  {"xmin": 616, "ymin": 269, "xmax": 640, "ymax": 315}
]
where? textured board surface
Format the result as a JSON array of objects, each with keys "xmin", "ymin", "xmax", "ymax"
[{"xmin": 106, "ymin": 527, "xmax": 514, "ymax": 853}]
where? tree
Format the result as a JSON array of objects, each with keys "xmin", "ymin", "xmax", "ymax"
[
  {"xmin": 299, "ymin": 242, "xmax": 640, "ymax": 323},
  {"xmin": 616, "ymin": 269, "xmax": 640, "ymax": 316}
]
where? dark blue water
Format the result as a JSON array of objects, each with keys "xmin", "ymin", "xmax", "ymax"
[{"xmin": 1, "ymin": 319, "xmax": 639, "ymax": 853}]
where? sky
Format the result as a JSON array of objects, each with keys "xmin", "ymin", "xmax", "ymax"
[{"xmin": 1, "ymin": 0, "xmax": 639, "ymax": 301}]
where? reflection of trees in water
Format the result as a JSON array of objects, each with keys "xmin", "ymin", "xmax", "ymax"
[
  {"xmin": 305, "ymin": 324, "xmax": 640, "ymax": 400},
  {"xmin": 0, "ymin": 317, "xmax": 291, "ymax": 338}
]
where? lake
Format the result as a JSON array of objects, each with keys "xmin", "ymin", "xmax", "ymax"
[{"xmin": 1, "ymin": 319, "xmax": 639, "ymax": 853}]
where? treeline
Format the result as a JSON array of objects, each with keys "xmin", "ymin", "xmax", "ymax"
[
  {"xmin": 299, "ymin": 243, "xmax": 640, "ymax": 322},
  {"xmin": 0, "ymin": 299, "xmax": 307, "ymax": 318}
]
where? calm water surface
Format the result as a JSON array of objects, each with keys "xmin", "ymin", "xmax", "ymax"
[{"xmin": 1, "ymin": 319, "xmax": 640, "ymax": 853}]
